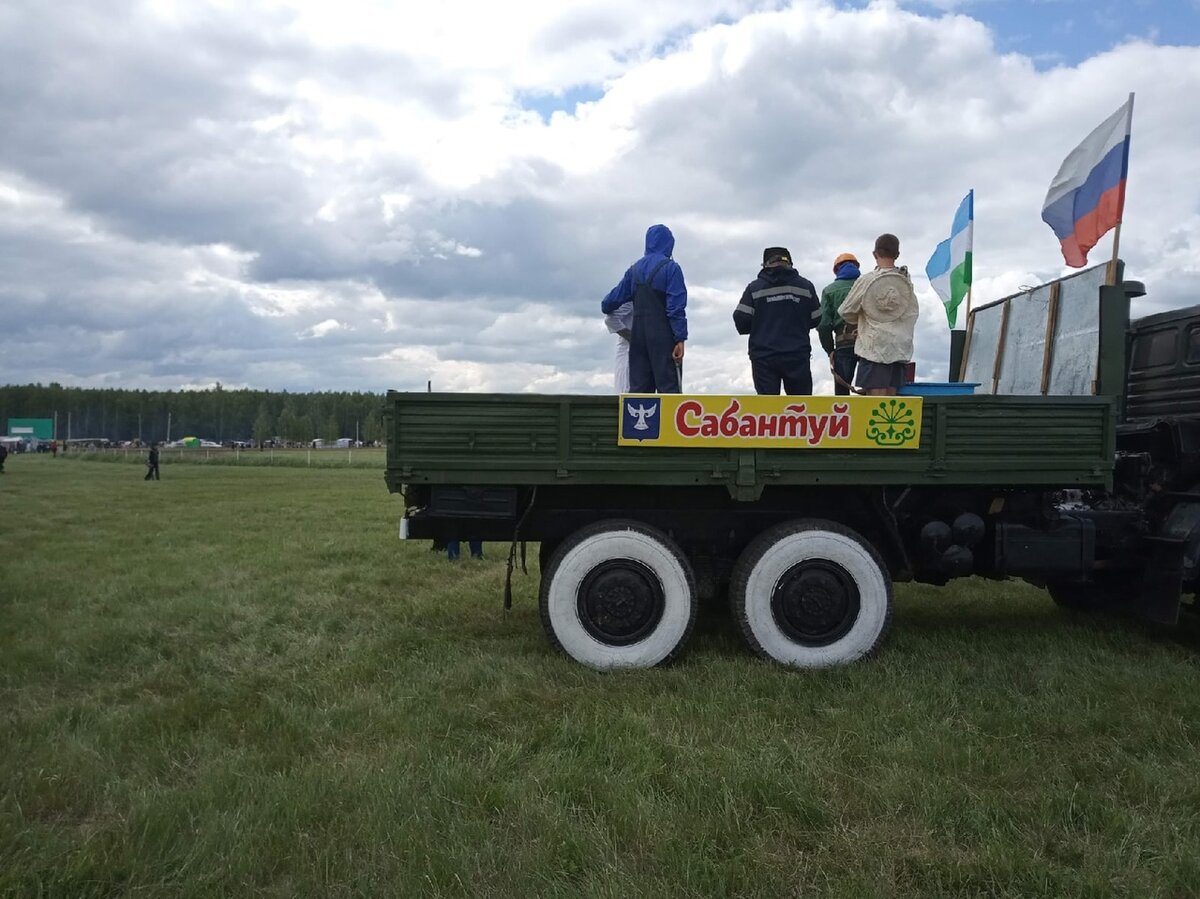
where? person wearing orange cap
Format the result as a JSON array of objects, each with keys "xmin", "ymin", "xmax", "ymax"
[{"xmin": 817, "ymin": 252, "xmax": 862, "ymax": 395}]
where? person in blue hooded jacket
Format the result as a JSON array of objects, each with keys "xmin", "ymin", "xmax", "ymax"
[{"xmin": 600, "ymin": 224, "xmax": 687, "ymax": 393}]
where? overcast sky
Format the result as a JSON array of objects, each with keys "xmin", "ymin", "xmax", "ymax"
[{"xmin": 2, "ymin": 0, "xmax": 1198, "ymax": 395}]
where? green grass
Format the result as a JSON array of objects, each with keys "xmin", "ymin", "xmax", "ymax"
[{"xmin": 3, "ymin": 456, "xmax": 1200, "ymax": 897}]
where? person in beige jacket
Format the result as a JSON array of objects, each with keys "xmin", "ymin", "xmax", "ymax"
[{"xmin": 838, "ymin": 233, "xmax": 920, "ymax": 396}]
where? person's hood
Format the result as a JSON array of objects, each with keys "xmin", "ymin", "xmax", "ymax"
[
  {"xmin": 835, "ymin": 261, "xmax": 861, "ymax": 281},
  {"xmin": 644, "ymin": 224, "xmax": 674, "ymax": 257},
  {"xmin": 757, "ymin": 265, "xmax": 798, "ymax": 285}
]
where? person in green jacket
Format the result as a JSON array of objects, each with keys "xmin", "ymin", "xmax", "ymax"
[{"xmin": 817, "ymin": 252, "xmax": 862, "ymax": 395}]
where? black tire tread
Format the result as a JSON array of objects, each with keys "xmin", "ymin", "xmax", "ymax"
[
  {"xmin": 729, "ymin": 517, "xmax": 894, "ymax": 664},
  {"xmin": 538, "ymin": 519, "xmax": 698, "ymax": 667}
]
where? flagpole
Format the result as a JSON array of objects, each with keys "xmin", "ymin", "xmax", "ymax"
[
  {"xmin": 958, "ymin": 311, "xmax": 975, "ymax": 382},
  {"xmin": 954, "ymin": 281, "xmax": 974, "ymax": 382},
  {"xmin": 957, "ymin": 189, "xmax": 975, "ymax": 380},
  {"xmin": 1107, "ymin": 222, "xmax": 1123, "ymax": 287},
  {"xmin": 1107, "ymin": 92, "xmax": 1135, "ymax": 286}
]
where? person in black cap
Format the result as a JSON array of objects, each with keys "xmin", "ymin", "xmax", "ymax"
[{"xmin": 733, "ymin": 247, "xmax": 821, "ymax": 395}]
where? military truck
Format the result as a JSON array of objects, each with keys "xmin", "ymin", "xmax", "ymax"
[{"xmin": 385, "ymin": 262, "xmax": 1200, "ymax": 670}]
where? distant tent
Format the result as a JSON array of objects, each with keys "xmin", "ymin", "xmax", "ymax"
[{"xmin": 182, "ymin": 436, "xmax": 201, "ymax": 448}]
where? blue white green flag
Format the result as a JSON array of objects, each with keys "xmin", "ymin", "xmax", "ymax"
[{"xmin": 925, "ymin": 190, "xmax": 974, "ymax": 328}]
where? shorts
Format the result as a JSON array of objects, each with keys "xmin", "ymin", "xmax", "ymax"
[{"xmin": 855, "ymin": 360, "xmax": 907, "ymax": 391}]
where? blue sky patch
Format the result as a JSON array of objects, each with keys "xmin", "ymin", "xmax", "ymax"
[
  {"xmin": 517, "ymin": 84, "xmax": 605, "ymax": 121},
  {"xmin": 848, "ymin": 0, "xmax": 1198, "ymax": 69}
]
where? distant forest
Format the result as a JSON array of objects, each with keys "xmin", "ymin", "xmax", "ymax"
[{"xmin": 0, "ymin": 383, "xmax": 387, "ymax": 445}]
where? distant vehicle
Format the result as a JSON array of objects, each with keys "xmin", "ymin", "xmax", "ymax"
[{"xmin": 199, "ymin": 440, "xmax": 221, "ymax": 448}]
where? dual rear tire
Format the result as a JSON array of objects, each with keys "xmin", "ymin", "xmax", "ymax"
[
  {"xmin": 539, "ymin": 518, "xmax": 892, "ymax": 669},
  {"xmin": 729, "ymin": 520, "xmax": 893, "ymax": 667}
]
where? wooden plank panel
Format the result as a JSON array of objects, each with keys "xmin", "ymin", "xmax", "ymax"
[{"xmin": 387, "ymin": 392, "xmax": 1115, "ymax": 490}]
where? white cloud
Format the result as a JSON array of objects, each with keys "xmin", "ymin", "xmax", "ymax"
[
  {"xmin": 1, "ymin": 0, "xmax": 1198, "ymax": 396},
  {"xmin": 301, "ymin": 318, "xmax": 349, "ymax": 339}
]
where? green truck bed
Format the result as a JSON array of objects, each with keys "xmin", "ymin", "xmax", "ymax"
[{"xmin": 385, "ymin": 392, "xmax": 1118, "ymax": 499}]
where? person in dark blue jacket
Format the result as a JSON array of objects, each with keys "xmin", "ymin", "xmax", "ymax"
[
  {"xmin": 733, "ymin": 247, "xmax": 821, "ymax": 395},
  {"xmin": 601, "ymin": 224, "xmax": 687, "ymax": 393}
]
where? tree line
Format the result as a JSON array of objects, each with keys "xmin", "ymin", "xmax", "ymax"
[{"xmin": 0, "ymin": 383, "xmax": 387, "ymax": 445}]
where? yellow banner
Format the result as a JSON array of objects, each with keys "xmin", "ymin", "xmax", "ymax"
[{"xmin": 617, "ymin": 394, "xmax": 923, "ymax": 449}]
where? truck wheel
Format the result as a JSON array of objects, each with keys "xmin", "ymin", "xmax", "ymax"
[
  {"xmin": 538, "ymin": 539, "xmax": 561, "ymax": 575},
  {"xmin": 539, "ymin": 520, "xmax": 697, "ymax": 669},
  {"xmin": 730, "ymin": 519, "xmax": 893, "ymax": 667}
]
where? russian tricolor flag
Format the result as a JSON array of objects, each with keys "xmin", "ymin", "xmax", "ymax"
[{"xmin": 1041, "ymin": 96, "xmax": 1133, "ymax": 268}]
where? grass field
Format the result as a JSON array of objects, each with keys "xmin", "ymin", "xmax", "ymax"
[{"xmin": 3, "ymin": 456, "xmax": 1200, "ymax": 897}]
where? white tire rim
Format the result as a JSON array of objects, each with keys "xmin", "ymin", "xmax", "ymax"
[
  {"xmin": 546, "ymin": 528, "xmax": 693, "ymax": 670},
  {"xmin": 743, "ymin": 529, "xmax": 889, "ymax": 667}
]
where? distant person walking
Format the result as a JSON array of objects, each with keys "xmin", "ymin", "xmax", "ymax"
[
  {"xmin": 0, "ymin": 443, "xmax": 7, "ymax": 474},
  {"xmin": 144, "ymin": 443, "xmax": 160, "ymax": 481},
  {"xmin": 601, "ymin": 224, "xmax": 688, "ymax": 394}
]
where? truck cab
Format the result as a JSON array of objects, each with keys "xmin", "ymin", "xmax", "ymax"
[
  {"xmin": 1125, "ymin": 302, "xmax": 1200, "ymax": 424},
  {"xmin": 1121, "ymin": 302, "xmax": 1200, "ymax": 491}
]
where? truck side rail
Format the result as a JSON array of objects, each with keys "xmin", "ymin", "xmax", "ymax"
[{"xmin": 385, "ymin": 392, "xmax": 1117, "ymax": 498}]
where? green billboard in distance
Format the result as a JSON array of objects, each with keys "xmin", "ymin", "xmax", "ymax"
[{"xmin": 6, "ymin": 418, "xmax": 54, "ymax": 440}]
